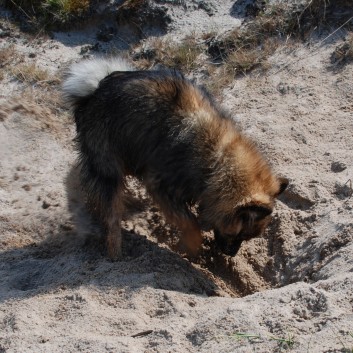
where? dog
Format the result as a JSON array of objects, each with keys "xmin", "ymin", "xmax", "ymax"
[{"xmin": 62, "ymin": 58, "xmax": 288, "ymax": 260}]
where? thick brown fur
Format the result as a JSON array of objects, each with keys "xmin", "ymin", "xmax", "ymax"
[{"xmin": 63, "ymin": 61, "xmax": 288, "ymax": 259}]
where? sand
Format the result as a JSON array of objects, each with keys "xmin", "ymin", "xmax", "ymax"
[{"xmin": 0, "ymin": 1, "xmax": 353, "ymax": 352}]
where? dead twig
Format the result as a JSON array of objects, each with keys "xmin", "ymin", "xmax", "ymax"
[{"xmin": 131, "ymin": 330, "xmax": 153, "ymax": 338}]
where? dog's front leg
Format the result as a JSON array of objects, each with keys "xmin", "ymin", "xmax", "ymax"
[{"xmin": 178, "ymin": 216, "xmax": 203, "ymax": 258}]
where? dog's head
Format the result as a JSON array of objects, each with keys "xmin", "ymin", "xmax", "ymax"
[{"xmin": 211, "ymin": 176, "xmax": 288, "ymax": 256}]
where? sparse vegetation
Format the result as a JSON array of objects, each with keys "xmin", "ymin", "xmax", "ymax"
[
  {"xmin": 10, "ymin": 63, "xmax": 50, "ymax": 84},
  {"xmin": 0, "ymin": 46, "xmax": 16, "ymax": 67},
  {"xmin": 269, "ymin": 333, "xmax": 295, "ymax": 349},
  {"xmin": 202, "ymin": 65, "xmax": 233, "ymax": 98},
  {"xmin": 4, "ymin": 0, "xmax": 90, "ymax": 28},
  {"xmin": 331, "ymin": 32, "xmax": 353, "ymax": 67},
  {"xmin": 0, "ymin": 45, "xmax": 24, "ymax": 81},
  {"xmin": 42, "ymin": 0, "xmax": 90, "ymax": 22},
  {"xmin": 206, "ymin": 0, "xmax": 353, "ymax": 79},
  {"xmin": 116, "ymin": 0, "xmax": 171, "ymax": 36},
  {"xmin": 231, "ymin": 331, "xmax": 295, "ymax": 350},
  {"xmin": 133, "ymin": 36, "xmax": 204, "ymax": 72}
]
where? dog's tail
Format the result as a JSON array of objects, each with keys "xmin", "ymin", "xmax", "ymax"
[{"xmin": 62, "ymin": 57, "xmax": 134, "ymax": 108}]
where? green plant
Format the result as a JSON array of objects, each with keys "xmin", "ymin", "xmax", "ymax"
[
  {"xmin": 269, "ymin": 333, "xmax": 295, "ymax": 349},
  {"xmin": 231, "ymin": 331, "xmax": 295, "ymax": 350},
  {"xmin": 232, "ymin": 332, "xmax": 263, "ymax": 342}
]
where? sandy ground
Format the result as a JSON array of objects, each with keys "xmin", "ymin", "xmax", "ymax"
[{"xmin": 1, "ymin": 1, "xmax": 353, "ymax": 352}]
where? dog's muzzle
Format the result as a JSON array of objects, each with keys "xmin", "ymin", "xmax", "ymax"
[{"xmin": 214, "ymin": 229, "xmax": 245, "ymax": 257}]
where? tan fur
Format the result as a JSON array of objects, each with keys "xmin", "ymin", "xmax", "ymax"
[{"xmin": 175, "ymin": 84, "xmax": 286, "ymax": 249}]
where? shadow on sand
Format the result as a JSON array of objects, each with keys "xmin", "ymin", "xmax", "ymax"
[{"xmin": 0, "ymin": 165, "xmax": 221, "ymax": 304}]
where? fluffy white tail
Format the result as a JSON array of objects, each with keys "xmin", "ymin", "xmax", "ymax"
[{"xmin": 62, "ymin": 57, "xmax": 134, "ymax": 108}]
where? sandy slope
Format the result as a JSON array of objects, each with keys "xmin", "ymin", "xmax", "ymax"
[{"xmin": 1, "ymin": 1, "xmax": 353, "ymax": 352}]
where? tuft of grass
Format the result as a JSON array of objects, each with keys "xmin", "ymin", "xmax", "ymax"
[
  {"xmin": 203, "ymin": 65, "xmax": 233, "ymax": 98},
  {"xmin": 0, "ymin": 45, "xmax": 18, "ymax": 68},
  {"xmin": 331, "ymin": 32, "xmax": 353, "ymax": 67},
  {"xmin": 4, "ymin": 0, "xmax": 90, "ymax": 28},
  {"xmin": 133, "ymin": 36, "xmax": 204, "ymax": 73},
  {"xmin": 0, "ymin": 46, "xmax": 15, "ymax": 80},
  {"xmin": 231, "ymin": 331, "xmax": 295, "ymax": 350},
  {"xmin": 269, "ymin": 333, "xmax": 295, "ymax": 349},
  {"xmin": 163, "ymin": 38, "xmax": 203, "ymax": 72},
  {"xmin": 0, "ymin": 45, "xmax": 24, "ymax": 81},
  {"xmin": 10, "ymin": 63, "xmax": 50, "ymax": 84},
  {"xmin": 42, "ymin": 0, "xmax": 90, "ymax": 21}
]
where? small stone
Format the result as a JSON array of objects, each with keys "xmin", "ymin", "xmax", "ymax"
[
  {"xmin": 334, "ymin": 182, "xmax": 352, "ymax": 199},
  {"xmin": 197, "ymin": 0, "xmax": 215, "ymax": 16},
  {"xmin": 331, "ymin": 161, "xmax": 347, "ymax": 173},
  {"xmin": 96, "ymin": 25, "xmax": 116, "ymax": 42},
  {"xmin": 0, "ymin": 29, "xmax": 11, "ymax": 38},
  {"xmin": 42, "ymin": 200, "xmax": 51, "ymax": 209},
  {"xmin": 22, "ymin": 184, "xmax": 32, "ymax": 191}
]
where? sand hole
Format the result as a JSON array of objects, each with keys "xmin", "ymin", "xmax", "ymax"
[{"xmin": 117, "ymin": 179, "xmax": 301, "ymax": 298}]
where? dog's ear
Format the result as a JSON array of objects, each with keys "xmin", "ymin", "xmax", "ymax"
[
  {"xmin": 237, "ymin": 205, "xmax": 273, "ymax": 226},
  {"xmin": 276, "ymin": 177, "xmax": 289, "ymax": 196}
]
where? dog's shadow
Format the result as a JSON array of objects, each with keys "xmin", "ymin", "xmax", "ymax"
[{"xmin": 0, "ymin": 165, "xmax": 222, "ymax": 303}]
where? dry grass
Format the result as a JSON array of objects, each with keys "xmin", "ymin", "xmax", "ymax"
[
  {"xmin": 0, "ymin": 45, "xmax": 24, "ymax": 81},
  {"xmin": 202, "ymin": 0, "xmax": 353, "ymax": 95},
  {"xmin": 4, "ymin": 0, "xmax": 90, "ymax": 28},
  {"xmin": 224, "ymin": 38, "xmax": 278, "ymax": 76},
  {"xmin": 42, "ymin": 0, "xmax": 90, "ymax": 21},
  {"xmin": 161, "ymin": 38, "xmax": 203, "ymax": 72},
  {"xmin": 2, "ymin": 86, "xmax": 71, "ymax": 141},
  {"xmin": 133, "ymin": 36, "xmax": 204, "ymax": 72},
  {"xmin": 9, "ymin": 63, "xmax": 60, "ymax": 89},
  {"xmin": 0, "ymin": 46, "xmax": 14, "ymax": 80},
  {"xmin": 23, "ymin": 86, "xmax": 64, "ymax": 115},
  {"xmin": 203, "ymin": 65, "xmax": 234, "ymax": 98},
  {"xmin": 331, "ymin": 32, "xmax": 353, "ymax": 67},
  {"xmin": 10, "ymin": 63, "xmax": 52, "ymax": 84},
  {"xmin": 0, "ymin": 46, "xmax": 17, "ymax": 68}
]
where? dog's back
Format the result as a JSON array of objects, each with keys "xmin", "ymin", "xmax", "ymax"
[
  {"xmin": 72, "ymin": 69, "xmax": 202, "ymax": 179},
  {"xmin": 65, "ymin": 64, "xmax": 227, "ymax": 204}
]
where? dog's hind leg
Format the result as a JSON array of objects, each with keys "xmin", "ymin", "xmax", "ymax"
[
  {"xmin": 81, "ymin": 163, "xmax": 125, "ymax": 260},
  {"xmin": 104, "ymin": 189, "xmax": 124, "ymax": 260}
]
